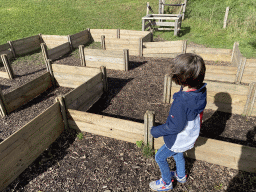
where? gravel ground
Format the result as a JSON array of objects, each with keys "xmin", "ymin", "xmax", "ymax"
[{"xmin": 1, "ymin": 46, "xmax": 256, "ymax": 191}]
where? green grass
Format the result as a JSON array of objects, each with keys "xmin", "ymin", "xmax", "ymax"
[{"xmin": 0, "ymin": 0, "xmax": 255, "ymax": 58}]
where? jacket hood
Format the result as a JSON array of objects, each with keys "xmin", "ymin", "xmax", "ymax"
[{"xmin": 173, "ymin": 83, "xmax": 207, "ymax": 115}]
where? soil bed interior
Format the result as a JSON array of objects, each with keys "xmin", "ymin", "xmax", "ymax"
[{"xmin": 1, "ymin": 50, "xmax": 256, "ymax": 191}]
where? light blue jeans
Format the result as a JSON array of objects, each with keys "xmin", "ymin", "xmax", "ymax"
[{"xmin": 155, "ymin": 144, "xmax": 186, "ymax": 185}]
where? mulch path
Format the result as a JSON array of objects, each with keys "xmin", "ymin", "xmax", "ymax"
[{"xmin": 1, "ymin": 48, "xmax": 256, "ymax": 192}]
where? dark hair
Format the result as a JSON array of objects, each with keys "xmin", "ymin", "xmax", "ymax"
[{"xmin": 172, "ymin": 53, "xmax": 206, "ymax": 88}]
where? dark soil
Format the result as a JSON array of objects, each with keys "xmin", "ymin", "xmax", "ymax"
[{"xmin": 1, "ymin": 48, "xmax": 256, "ymax": 192}]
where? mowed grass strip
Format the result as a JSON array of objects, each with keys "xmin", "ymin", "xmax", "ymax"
[{"xmin": 0, "ymin": 0, "xmax": 255, "ymax": 58}]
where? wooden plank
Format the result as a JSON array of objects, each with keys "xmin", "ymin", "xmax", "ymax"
[
  {"xmin": 64, "ymin": 72, "xmax": 102, "ymax": 106},
  {"xmin": 41, "ymin": 35, "xmax": 69, "ymax": 49},
  {"xmin": 0, "ymin": 103, "xmax": 64, "ymax": 190},
  {"xmin": 155, "ymin": 22, "xmax": 176, "ymax": 27},
  {"xmin": 70, "ymin": 30, "xmax": 90, "ymax": 48},
  {"xmin": 0, "ymin": 102, "xmax": 61, "ymax": 163},
  {"xmin": 143, "ymin": 53, "xmax": 178, "ymax": 58},
  {"xmin": 0, "ymin": 71, "xmax": 9, "ymax": 79},
  {"xmin": 52, "ymin": 63, "xmax": 100, "ymax": 76},
  {"xmin": 187, "ymin": 47, "xmax": 232, "ymax": 55},
  {"xmin": 246, "ymin": 59, "xmax": 256, "ymax": 67},
  {"xmin": 85, "ymin": 61, "xmax": 125, "ymax": 70},
  {"xmin": 11, "ymin": 35, "xmax": 40, "ymax": 46},
  {"xmin": 143, "ymin": 47, "xmax": 183, "ymax": 54},
  {"xmin": 77, "ymin": 88, "xmax": 103, "ymax": 111},
  {"xmin": 66, "ymin": 81, "xmax": 103, "ymax": 110},
  {"xmin": 13, "ymin": 39, "xmax": 40, "ymax": 52},
  {"xmin": 84, "ymin": 48, "xmax": 123, "ymax": 58},
  {"xmin": 90, "ymin": 29, "xmax": 117, "ymax": 42},
  {"xmin": 205, "ymin": 73, "xmax": 236, "ymax": 83},
  {"xmin": 172, "ymin": 80, "xmax": 249, "ymax": 97},
  {"xmin": 105, "ymin": 44, "xmax": 139, "ymax": 52},
  {"xmin": 68, "ymin": 109, "xmax": 144, "ymax": 134},
  {"xmin": 4, "ymin": 72, "xmax": 52, "ymax": 112},
  {"xmin": 120, "ymin": 30, "xmax": 150, "ymax": 36},
  {"xmin": 204, "ymin": 65, "xmax": 237, "ymax": 82},
  {"xmin": 105, "ymin": 39, "xmax": 139, "ymax": 45},
  {"xmin": 47, "ymin": 42, "xmax": 71, "ymax": 60},
  {"xmin": 69, "ymin": 120, "xmax": 144, "ymax": 144},
  {"xmin": 154, "ymin": 136, "xmax": 256, "ymax": 173},
  {"xmin": 84, "ymin": 55, "xmax": 124, "ymax": 64},
  {"xmin": 53, "ymin": 72, "xmax": 93, "ymax": 87},
  {"xmin": 41, "ymin": 35, "xmax": 69, "ymax": 41},
  {"xmin": 143, "ymin": 41, "xmax": 183, "ymax": 48}
]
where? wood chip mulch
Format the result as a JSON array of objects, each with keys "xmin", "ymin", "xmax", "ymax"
[{"xmin": 1, "ymin": 49, "xmax": 256, "ymax": 192}]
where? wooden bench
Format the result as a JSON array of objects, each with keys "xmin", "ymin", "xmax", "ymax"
[{"xmin": 142, "ymin": 14, "xmax": 182, "ymax": 36}]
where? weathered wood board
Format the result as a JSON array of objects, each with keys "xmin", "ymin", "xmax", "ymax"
[
  {"xmin": 205, "ymin": 65, "xmax": 237, "ymax": 83},
  {"xmin": 52, "ymin": 64, "xmax": 101, "ymax": 88},
  {"xmin": 143, "ymin": 41, "xmax": 185, "ymax": 56},
  {"xmin": 67, "ymin": 109, "xmax": 144, "ymax": 143},
  {"xmin": 83, "ymin": 48, "xmax": 127, "ymax": 70},
  {"xmin": 47, "ymin": 42, "xmax": 71, "ymax": 61},
  {"xmin": 154, "ymin": 136, "xmax": 256, "ymax": 173},
  {"xmin": 4, "ymin": 72, "xmax": 52, "ymax": 113},
  {"xmin": 90, "ymin": 29, "xmax": 117, "ymax": 42},
  {"xmin": 170, "ymin": 80, "xmax": 249, "ymax": 115},
  {"xmin": 0, "ymin": 102, "xmax": 64, "ymax": 191},
  {"xmin": 41, "ymin": 35, "xmax": 69, "ymax": 49},
  {"xmin": 64, "ymin": 72, "xmax": 103, "ymax": 110},
  {"xmin": 186, "ymin": 47, "xmax": 232, "ymax": 62},
  {"xmin": 12, "ymin": 35, "xmax": 41, "ymax": 56},
  {"xmin": 69, "ymin": 30, "xmax": 90, "ymax": 48}
]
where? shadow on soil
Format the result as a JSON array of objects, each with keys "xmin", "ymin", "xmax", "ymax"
[
  {"xmin": 227, "ymin": 126, "xmax": 256, "ymax": 191},
  {"xmin": 128, "ymin": 60, "xmax": 148, "ymax": 71},
  {"xmin": 88, "ymin": 77, "xmax": 134, "ymax": 114},
  {"xmin": 5, "ymin": 128, "xmax": 78, "ymax": 191}
]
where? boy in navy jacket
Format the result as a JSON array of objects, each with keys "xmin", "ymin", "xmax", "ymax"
[{"xmin": 149, "ymin": 53, "xmax": 207, "ymax": 191}]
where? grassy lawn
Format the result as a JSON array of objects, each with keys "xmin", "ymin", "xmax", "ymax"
[{"xmin": 0, "ymin": 0, "xmax": 255, "ymax": 58}]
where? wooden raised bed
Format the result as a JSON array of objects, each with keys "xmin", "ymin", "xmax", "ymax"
[
  {"xmin": 142, "ymin": 40, "xmax": 187, "ymax": 58},
  {"xmin": 163, "ymin": 76, "xmax": 256, "ymax": 117},
  {"xmin": 90, "ymin": 29, "xmax": 152, "ymax": 56},
  {"xmin": 79, "ymin": 46, "xmax": 129, "ymax": 71},
  {"xmin": 0, "ymin": 72, "xmax": 53, "ymax": 117},
  {"xmin": 0, "ymin": 64, "xmax": 106, "ymax": 191}
]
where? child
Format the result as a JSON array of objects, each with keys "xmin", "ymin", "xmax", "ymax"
[{"xmin": 149, "ymin": 53, "xmax": 207, "ymax": 191}]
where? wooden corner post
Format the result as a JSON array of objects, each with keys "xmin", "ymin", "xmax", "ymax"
[
  {"xmin": 163, "ymin": 74, "xmax": 172, "ymax": 103},
  {"xmin": 1, "ymin": 54, "xmax": 14, "ymax": 79},
  {"xmin": 100, "ymin": 66, "xmax": 108, "ymax": 92},
  {"xmin": 124, "ymin": 49, "xmax": 129, "ymax": 71},
  {"xmin": 79, "ymin": 45, "xmax": 86, "ymax": 67},
  {"xmin": 235, "ymin": 56, "xmax": 246, "ymax": 84},
  {"xmin": 117, "ymin": 29, "xmax": 120, "ymax": 39},
  {"xmin": 0, "ymin": 88, "xmax": 7, "ymax": 117},
  {"xmin": 101, "ymin": 35, "xmax": 106, "ymax": 50},
  {"xmin": 139, "ymin": 38, "xmax": 143, "ymax": 57},
  {"xmin": 243, "ymin": 82, "xmax": 256, "ymax": 117},
  {"xmin": 46, "ymin": 59, "xmax": 56, "ymax": 87},
  {"xmin": 144, "ymin": 110, "xmax": 155, "ymax": 149},
  {"xmin": 55, "ymin": 95, "xmax": 69, "ymax": 129}
]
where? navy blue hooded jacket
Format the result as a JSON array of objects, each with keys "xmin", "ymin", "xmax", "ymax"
[{"xmin": 151, "ymin": 83, "xmax": 207, "ymax": 152}]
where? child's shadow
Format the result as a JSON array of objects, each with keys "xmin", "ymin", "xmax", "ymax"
[
  {"xmin": 200, "ymin": 92, "xmax": 232, "ymax": 139},
  {"xmin": 185, "ymin": 92, "xmax": 232, "ymax": 176}
]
